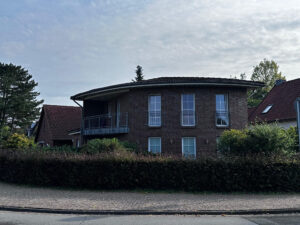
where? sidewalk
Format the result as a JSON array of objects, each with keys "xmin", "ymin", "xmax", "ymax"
[{"xmin": 0, "ymin": 182, "xmax": 299, "ymax": 214}]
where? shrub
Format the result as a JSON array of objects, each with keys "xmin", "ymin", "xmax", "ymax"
[
  {"xmin": 218, "ymin": 129, "xmax": 247, "ymax": 155},
  {"xmin": 245, "ymin": 124, "xmax": 295, "ymax": 156},
  {"xmin": 286, "ymin": 126, "xmax": 299, "ymax": 152},
  {"xmin": 121, "ymin": 141, "xmax": 138, "ymax": 152},
  {"xmin": 81, "ymin": 138, "xmax": 123, "ymax": 154},
  {"xmin": 0, "ymin": 149, "xmax": 298, "ymax": 192},
  {"xmin": 218, "ymin": 124, "xmax": 296, "ymax": 156},
  {"xmin": 4, "ymin": 133, "xmax": 35, "ymax": 150}
]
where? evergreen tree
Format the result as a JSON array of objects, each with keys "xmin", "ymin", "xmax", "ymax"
[
  {"xmin": 248, "ymin": 59, "xmax": 285, "ymax": 107},
  {"xmin": 0, "ymin": 63, "xmax": 43, "ymax": 131},
  {"xmin": 133, "ymin": 65, "xmax": 144, "ymax": 82},
  {"xmin": 240, "ymin": 73, "xmax": 246, "ymax": 80}
]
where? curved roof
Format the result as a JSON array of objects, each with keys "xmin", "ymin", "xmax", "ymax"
[{"xmin": 71, "ymin": 77, "xmax": 264, "ymax": 101}]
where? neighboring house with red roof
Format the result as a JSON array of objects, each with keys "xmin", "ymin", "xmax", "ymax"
[
  {"xmin": 35, "ymin": 105, "xmax": 82, "ymax": 147},
  {"xmin": 248, "ymin": 78, "xmax": 300, "ymax": 129}
]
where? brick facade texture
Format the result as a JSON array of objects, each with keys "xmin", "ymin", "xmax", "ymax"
[{"xmin": 83, "ymin": 86, "xmax": 248, "ymax": 157}]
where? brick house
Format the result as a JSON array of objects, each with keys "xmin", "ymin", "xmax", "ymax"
[
  {"xmin": 35, "ymin": 105, "xmax": 81, "ymax": 147},
  {"xmin": 248, "ymin": 78, "xmax": 300, "ymax": 129},
  {"xmin": 71, "ymin": 77, "xmax": 263, "ymax": 157}
]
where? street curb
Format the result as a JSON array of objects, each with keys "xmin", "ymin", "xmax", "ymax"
[{"xmin": 0, "ymin": 206, "xmax": 300, "ymax": 215}]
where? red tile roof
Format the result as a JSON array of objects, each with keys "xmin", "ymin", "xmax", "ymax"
[
  {"xmin": 248, "ymin": 107, "xmax": 257, "ymax": 119},
  {"xmin": 40, "ymin": 105, "xmax": 81, "ymax": 140},
  {"xmin": 249, "ymin": 78, "xmax": 300, "ymax": 123}
]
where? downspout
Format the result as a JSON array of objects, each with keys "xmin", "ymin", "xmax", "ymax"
[
  {"xmin": 296, "ymin": 98, "xmax": 300, "ymax": 152},
  {"xmin": 73, "ymin": 99, "xmax": 84, "ymax": 147}
]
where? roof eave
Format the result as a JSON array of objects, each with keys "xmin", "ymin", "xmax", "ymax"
[{"xmin": 71, "ymin": 82, "xmax": 264, "ymax": 101}]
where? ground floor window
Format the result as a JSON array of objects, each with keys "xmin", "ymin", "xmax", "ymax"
[
  {"xmin": 148, "ymin": 137, "xmax": 161, "ymax": 154},
  {"xmin": 182, "ymin": 137, "xmax": 196, "ymax": 158}
]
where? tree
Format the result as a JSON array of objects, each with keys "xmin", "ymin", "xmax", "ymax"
[
  {"xmin": 240, "ymin": 73, "xmax": 246, "ymax": 80},
  {"xmin": 248, "ymin": 59, "xmax": 285, "ymax": 107},
  {"xmin": 229, "ymin": 73, "xmax": 246, "ymax": 80},
  {"xmin": 133, "ymin": 65, "xmax": 144, "ymax": 82},
  {"xmin": 0, "ymin": 63, "xmax": 43, "ymax": 131}
]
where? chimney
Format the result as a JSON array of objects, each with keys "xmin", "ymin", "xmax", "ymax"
[{"xmin": 275, "ymin": 79, "xmax": 286, "ymax": 86}]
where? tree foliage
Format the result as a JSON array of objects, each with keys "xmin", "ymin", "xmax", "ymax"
[
  {"xmin": 240, "ymin": 73, "xmax": 246, "ymax": 80},
  {"xmin": 4, "ymin": 133, "xmax": 35, "ymax": 149},
  {"xmin": 133, "ymin": 65, "xmax": 144, "ymax": 82},
  {"xmin": 0, "ymin": 126, "xmax": 10, "ymax": 147},
  {"xmin": 218, "ymin": 124, "xmax": 296, "ymax": 156},
  {"xmin": 0, "ymin": 63, "xmax": 43, "ymax": 131},
  {"xmin": 248, "ymin": 59, "xmax": 285, "ymax": 107}
]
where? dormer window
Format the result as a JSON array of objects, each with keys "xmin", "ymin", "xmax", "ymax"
[{"xmin": 262, "ymin": 105, "xmax": 272, "ymax": 114}]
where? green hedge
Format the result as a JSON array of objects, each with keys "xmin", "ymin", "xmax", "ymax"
[{"xmin": 0, "ymin": 150, "xmax": 299, "ymax": 192}]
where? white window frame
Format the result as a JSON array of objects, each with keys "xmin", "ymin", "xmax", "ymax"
[
  {"xmin": 262, "ymin": 105, "xmax": 273, "ymax": 114},
  {"xmin": 148, "ymin": 137, "xmax": 162, "ymax": 154},
  {"xmin": 216, "ymin": 94, "xmax": 229, "ymax": 127},
  {"xmin": 182, "ymin": 137, "xmax": 196, "ymax": 158},
  {"xmin": 148, "ymin": 95, "xmax": 161, "ymax": 127},
  {"xmin": 181, "ymin": 94, "xmax": 195, "ymax": 126}
]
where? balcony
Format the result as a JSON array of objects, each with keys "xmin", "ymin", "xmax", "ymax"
[
  {"xmin": 216, "ymin": 111, "xmax": 229, "ymax": 127},
  {"xmin": 83, "ymin": 113, "xmax": 129, "ymax": 135}
]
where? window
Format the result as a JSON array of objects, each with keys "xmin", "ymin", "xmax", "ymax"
[
  {"xmin": 181, "ymin": 94, "xmax": 195, "ymax": 126},
  {"xmin": 148, "ymin": 95, "xmax": 161, "ymax": 126},
  {"xmin": 148, "ymin": 137, "xmax": 161, "ymax": 154},
  {"xmin": 216, "ymin": 94, "xmax": 229, "ymax": 127},
  {"xmin": 182, "ymin": 137, "xmax": 196, "ymax": 158},
  {"xmin": 262, "ymin": 105, "xmax": 272, "ymax": 114}
]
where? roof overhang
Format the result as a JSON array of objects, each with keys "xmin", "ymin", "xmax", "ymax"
[
  {"xmin": 71, "ymin": 81, "xmax": 264, "ymax": 101},
  {"xmin": 84, "ymin": 89, "xmax": 130, "ymax": 101}
]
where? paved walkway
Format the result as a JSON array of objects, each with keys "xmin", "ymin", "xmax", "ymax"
[
  {"xmin": 4, "ymin": 212, "xmax": 300, "ymax": 225},
  {"xmin": 0, "ymin": 182, "xmax": 299, "ymax": 212}
]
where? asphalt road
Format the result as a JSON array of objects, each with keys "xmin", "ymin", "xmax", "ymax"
[{"xmin": 0, "ymin": 211, "xmax": 299, "ymax": 225}]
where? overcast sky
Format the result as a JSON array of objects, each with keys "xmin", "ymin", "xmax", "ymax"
[{"xmin": 1, "ymin": 0, "xmax": 300, "ymax": 105}]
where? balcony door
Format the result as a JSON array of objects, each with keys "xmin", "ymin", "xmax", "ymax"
[{"xmin": 216, "ymin": 94, "xmax": 229, "ymax": 127}]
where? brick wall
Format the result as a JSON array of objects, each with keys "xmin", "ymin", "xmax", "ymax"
[{"xmin": 83, "ymin": 86, "xmax": 248, "ymax": 157}]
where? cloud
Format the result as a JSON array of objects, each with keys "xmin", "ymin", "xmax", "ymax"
[{"xmin": 0, "ymin": 0, "xmax": 300, "ymax": 105}]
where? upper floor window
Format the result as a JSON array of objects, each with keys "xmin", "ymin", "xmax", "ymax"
[
  {"xmin": 262, "ymin": 105, "xmax": 272, "ymax": 114},
  {"xmin": 216, "ymin": 94, "xmax": 229, "ymax": 127},
  {"xmin": 148, "ymin": 137, "xmax": 161, "ymax": 154},
  {"xmin": 181, "ymin": 94, "xmax": 195, "ymax": 126},
  {"xmin": 148, "ymin": 95, "xmax": 161, "ymax": 127}
]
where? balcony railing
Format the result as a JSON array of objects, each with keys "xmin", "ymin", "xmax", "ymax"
[
  {"xmin": 148, "ymin": 111, "xmax": 161, "ymax": 126},
  {"xmin": 216, "ymin": 111, "xmax": 229, "ymax": 127},
  {"xmin": 83, "ymin": 112, "xmax": 129, "ymax": 135},
  {"xmin": 181, "ymin": 110, "xmax": 196, "ymax": 126}
]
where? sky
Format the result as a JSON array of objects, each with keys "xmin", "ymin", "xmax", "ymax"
[{"xmin": 1, "ymin": 0, "xmax": 300, "ymax": 106}]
